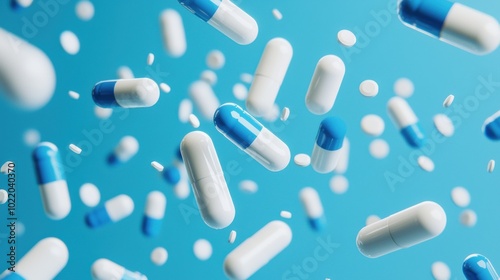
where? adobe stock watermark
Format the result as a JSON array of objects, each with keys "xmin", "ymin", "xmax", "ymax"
[
  {"xmin": 384, "ymin": 73, "xmax": 500, "ymax": 191},
  {"xmin": 282, "ymin": 235, "xmax": 340, "ymax": 280}
]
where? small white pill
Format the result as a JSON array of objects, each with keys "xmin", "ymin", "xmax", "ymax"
[
  {"xmin": 451, "ymin": 186, "xmax": 470, "ymax": 207},
  {"xmin": 359, "ymin": 80, "xmax": 379, "ymax": 97},
  {"xmin": 15, "ymin": 0, "xmax": 32, "ymax": 8},
  {"xmin": 79, "ymin": 183, "xmax": 100, "ymax": 207},
  {"xmin": 1, "ymin": 162, "xmax": 13, "ymax": 175},
  {"xmin": 431, "ymin": 261, "xmax": 451, "ymax": 280},
  {"xmin": 488, "ymin": 160, "xmax": 495, "ymax": 173},
  {"xmin": 394, "ymin": 78, "xmax": 414, "ymax": 98},
  {"xmin": 366, "ymin": 215, "xmax": 381, "ymax": 226},
  {"xmin": 75, "ymin": 0, "xmax": 94, "ymax": 21},
  {"xmin": 280, "ymin": 211, "xmax": 292, "ymax": 219},
  {"xmin": 240, "ymin": 73, "xmax": 253, "ymax": 84},
  {"xmin": 433, "ymin": 114, "xmax": 454, "ymax": 137},
  {"xmin": 228, "ymin": 230, "xmax": 237, "ymax": 244},
  {"xmin": 337, "ymin": 29, "xmax": 357, "ymax": 47},
  {"xmin": 200, "ymin": 70, "xmax": 217, "ymax": 86},
  {"xmin": 151, "ymin": 161, "xmax": 164, "ymax": 172},
  {"xmin": 188, "ymin": 114, "xmax": 200, "ymax": 128},
  {"xmin": 68, "ymin": 90, "xmax": 80, "ymax": 100},
  {"xmin": 147, "ymin": 53, "xmax": 155, "ymax": 66},
  {"xmin": 159, "ymin": 83, "xmax": 171, "ymax": 94},
  {"xmin": 94, "ymin": 106, "xmax": 112, "ymax": 119},
  {"xmin": 361, "ymin": 114, "xmax": 385, "ymax": 136},
  {"xmin": 151, "ymin": 247, "xmax": 168, "ymax": 266},
  {"xmin": 329, "ymin": 175, "xmax": 349, "ymax": 194},
  {"xmin": 0, "ymin": 189, "xmax": 8, "ymax": 204},
  {"xmin": 23, "ymin": 129, "xmax": 40, "ymax": 147},
  {"xmin": 280, "ymin": 107, "xmax": 290, "ymax": 121},
  {"xmin": 178, "ymin": 99, "xmax": 193, "ymax": 123},
  {"xmin": 60, "ymin": 31, "xmax": 80, "ymax": 55},
  {"xmin": 369, "ymin": 139, "xmax": 390, "ymax": 159},
  {"xmin": 460, "ymin": 209, "xmax": 477, "ymax": 227},
  {"xmin": 418, "ymin": 156, "xmax": 435, "ymax": 172},
  {"xmin": 193, "ymin": 239, "xmax": 212, "ymax": 261},
  {"xmin": 443, "ymin": 95, "xmax": 454, "ymax": 108},
  {"xmin": 206, "ymin": 50, "xmax": 225, "ymax": 70},
  {"xmin": 294, "ymin": 154, "xmax": 311, "ymax": 167},
  {"xmin": 272, "ymin": 8, "xmax": 283, "ymax": 20},
  {"xmin": 239, "ymin": 180, "xmax": 258, "ymax": 193},
  {"xmin": 232, "ymin": 83, "xmax": 248, "ymax": 100},
  {"xmin": 69, "ymin": 144, "xmax": 82, "ymax": 154},
  {"xmin": 117, "ymin": 66, "xmax": 134, "ymax": 79}
]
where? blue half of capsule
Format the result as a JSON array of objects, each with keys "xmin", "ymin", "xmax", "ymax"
[
  {"xmin": 142, "ymin": 217, "xmax": 162, "ymax": 237},
  {"xmin": 213, "ymin": 103, "xmax": 263, "ymax": 149},
  {"xmin": 92, "ymin": 81, "xmax": 119, "ymax": 108},
  {"xmin": 85, "ymin": 206, "xmax": 112, "ymax": 228},
  {"xmin": 483, "ymin": 113, "xmax": 500, "ymax": 140},
  {"xmin": 463, "ymin": 254, "xmax": 500, "ymax": 280},
  {"xmin": 399, "ymin": 0, "xmax": 454, "ymax": 37},
  {"xmin": 32, "ymin": 143, "xmax": 65, "ymax": 184},
  {"xmin": 316, "ymin": 117, "xmax": 347, "ymax": 151},
  {"xmin": 162, "ymin": 166, "xmax": 181, "ymax": 185},
  {"xmin": 178, "ymin": 0, "xmax": 219, "ymax": 22}
]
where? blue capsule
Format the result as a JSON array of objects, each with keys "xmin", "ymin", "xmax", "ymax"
[
  {"xmin": 387, "ymin": 96, "xmax": 426, "ymax": 148},
  {"xmin": 463, "ymin": 254, "xmax": 499, "ymax": 280},
  {"xmin": 92, "ymin": 78, "xmax": 160, "ymax": 108},
  {"xmin": 311, "ymin": 117, "xmax": 347, "ymax": 174},
  {"xmin": 85, "ymin": 195, "xmax": 134, "ymax": 228}
]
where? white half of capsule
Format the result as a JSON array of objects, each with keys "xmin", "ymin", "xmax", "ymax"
[
  {"xmin": 311, "ymin": 145, "xmax": 342, "ymax": 174},
  {"xmin": 118, "ymin": 78, "xmax": 159, "ymax": 108},
  {"xmin": 246, "ymin": 128, "xmax": 291, "ymax": 172},
  {"xmin": 160, "ymin": 9, "xmax": 187, "ymax": 57},
  {"xmin": 180, "ymin": 131, "xmax": 235, "ymax": 229},
  {"xmin": 114, "ymin": 136, "xmax": 139, "ymax": 162},
  {"xmin": 224, "ymin": 220, "xmax": 292, "ymax": 280},
  {"xmin": 356, "ymin": 201, "xmax": 447, "ymax": 258},
  {"xmin": 246, "ymin": 38, "xmax": 293, "ymax": 116},
  {"xmin": 305, "ymin": 55, "xmax": 345, "ymax": 115},
  {"xmin": 145, "ymin": 191, "xmax": 166, "ymax": 219},
  {"xmin": 334, "ymin": 137, "xmax": 349, "ymax": 174},
  {"xmin": 173, "ymin": 161, "xmax": 191, "ymax": 199},
  {"xmin": 387, "ymin": 96, "xmax": 418, "ymax": 128},
  {"xmin": 106, "ymin": 194, "xmax": 135, "ymax": 222},
  {"xmin": 299, "ymin": 187, "xmax": 324, "ymax": 219},
  {"xmin": 208, "ymin": 0, "xmax": 258, "ymax": 45},
  {"xmin": 0, "ymin": 237, "xmax": 68, "ymax": 280},
  {"xmin": 91, "ymin": 258, "xmax": 147, "ymax": 280},
  {"xmin": 189, "ymin": 80, "xmax": 220, "ymax": 120},
  {"xmin": 40, "ymin": 181, "xmax": 71, "ymax": 220},
  {"xmin": 0, "ymin": 28, "xmax": 56, "ymax": 110}
]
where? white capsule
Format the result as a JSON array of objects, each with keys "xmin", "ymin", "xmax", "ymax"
[
  {"xmin": 117, "ymin": 66, "xmax": 134, "ymax": 79},
  {"xmin": 159, "ymin": 82, "xmax": 171, "ymax": 94},
  {"xmin": 142, "ymin": 191, "xmax": 167, "ymax": 237},
  {"xmin": 443, "ymin": 94, "xmax": 454, "ymax": 107},
  {"xmin": 246, "ymin": 38, "xmax": 293, "ymax": 116},
  {"xmin": 312, "ymin": 117, "xmax": 347, "ymax": 173},
  {"xmin": 108, "ymin": 136, "xmax": 139, "ymax": 165},
  {"xmin": 356, "ymin": 201, "xmax": 447, "ymax": 258},
  {"xmin": 75, "ymin": 0, "xmax": 94, "ymax": 21},
  {"xmin": 280, "ymin": 107, "xmax": 290, "ymax": 121},
  {"xmin": 280, "ymin": 211, "xmax": 292, "ymax": 219},
  {"xmin": 0, "ymin": 189, "xmax": 7, "ymax": 204},
  {"xmin": 387, "ymin": 96, "xmax": 426, "ymax": 148},
  {"xmin": 334, "ymin": 138, "xmax": 350, "ymax": 174},
  {"xmin": 224, "ymin": 221, "xmax": 292, "ymax": 280},
  {"xmin": 488, "ymin": 159, "xmax": 495, "ymax": 173},
  {"xmin": 79, "ymin": 183, "xmax": 100, "ymax": 207},
  {"xmin": 206, "ymin": 50, "xmax": 225, "ymax": 70},
  {"xmin": 337, "ymin": 29, "xmax": 357, "ymax": 47},
  {"xmin": 92, "ymin": 78, "xmax": 160, "ymax": 108},
  {"xmin": 361, "ymin": 114, "xmax": 385, "ymax": 136},
  {"xmin": 299, "ymin": 187, "xmax": 326, "ymax": 231},
  {"xmin": 200, "ymin": 70, "xmax": 218, "ymax": 86},
  {"xmin": 68, "ymin": 90, "xmax": 80, "ymax": 100},
  {"xmin": 0, "ymin": 237, "xmax": 68, "ymax": 279},
  {"xmin": 69, "ymin": 143, "xmax": 82, "ymax": 154},
  {"xmin": 85, "ymin": 194, "xmax": 134, "ymax": 228},
  {"xmin": 60, "ymin": 30, "xmax": 80, "ymax": 55},
  {"xmin": 91, "ymin": 258, "xmax": 147, "ymax": 280},
  {"xmin": 272, "ymin": 8, "xmax": 283, "ymax": 20},
  {"xmin": 189, "ymin": 80, "xmax": 220, "ymax": 120},
  {"xmin": 151, "ymin": 247, "xmax": 168, "ymax": 266},
  {"xmin": 228, "ymin": 230, "xmax": 237, "ymax": 244},
  {"xmin": 305, "ymin": 55, "xmax": 345, "ymax": 115},
  {"xmin": 188, "ymin": 113, "xmax": 200, "ymax": 128},
  {"xmin": 181, "ymin": 131, "xmax": 235, "ymax": 229},
  {"xmin": 0, "ymin": 28, "xmax": 56, "ymax": 110},
  {"xmin": 160, "ymin": 9, "xmax": 187, "ymax": 57}
]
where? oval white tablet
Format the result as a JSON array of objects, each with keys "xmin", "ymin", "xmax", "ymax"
[
  {"xmin": 451, "ymin": 187, "xmax": 470, "ymax": 207},
  {"xmin": 431, "ymin": 261, "xmax": 451, "ymax": 280},
  {"xmin": 280, "ymin": 107, "xmax": 290, "ymax": 121},
  {"xmin": 151, "ymin": 247, "xmax": 168, "ymax": 266},
  {"xmin": 272, "ymin": 9, "xmax": 283, "ymax": 20},
  {"xmin": 60, "ymin": 31, "xmax": 80, "ymax": 55},
  {"xmin": 487, "ymin": 159, "xmax": 495, "ymax": 173},
  {"xmin": 75, "ymin": 0, "xmax": 94, "ymax": 21},
  {"xmin": 79, "ymin": 183, "xmax": 100, "ymax": 207},
  {"xmin": 239, "ymin": 180, "xmax": 258, "ymax": 194},
  {"xmin": 206, "ymin": 50, "xmax": 225, "ymax": 70},
  {"xmin": 228, "ymin": 230, "xmax": 237, "ymax": 244},
  {"xmin": 460, "ymin": 209, "xmax": 477, "ymax": 227},
  {"xmin": 233, "ymin": 83, "xmax": 248, "ymax": 100},
  {"xmin": 443, "ymin": 95, "xmax": 454, "ymax": 108},
  {"xmin": 433, "ymin": 114, "xmax": 454, "ymax": 137},
  {"xmin": 418, "ymin": 156, "xmax": 435, "ymax": 172}
]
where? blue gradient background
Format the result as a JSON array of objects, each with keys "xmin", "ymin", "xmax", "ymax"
[{"xmin": 1, "ymin": 0, "xmax": 500, "ymax": 279}]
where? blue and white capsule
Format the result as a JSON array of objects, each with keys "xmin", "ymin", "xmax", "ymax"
[
  {"xmin": 299, "ymin": 187, "xmax": 326, "ymax": 231},
  {"xmin": 463, "ymin": 254, "xmax": 499, "ymax": 280},
  {"xmin": 482, "ymin": 111, "xmax": 500, "ymax": 140},
  {"xmin": 142, "ymin": 191, "xmax": 167, "ymax": 237},
  {"xmin": 387, "ymin": 96, "xmax": 426, "ymax": 148},
  {"xmin": 107, "ymin": 136, "xmax": 139, "ymax": 166},
  {"xmin": 178, "ymin": 0, "xmax": 258, "ymax": 45},
  {"xmin": 32, "ymin": 142, "xmax": 71, "ymax": 220},
  {"xmin": 311, "ymin": 117, "xmax": 346, "ymax": 174},
  {"xmin": 91, "ymin": 259, "xmax": 147, "ymax": 280},
  {"xmin": 92, "ymin": 78, "xmax": 160, "ymax": 108},
  {"xmin": 398, "ymin": 0, "xmax": 500, "ymax": 55},
  {"xmin": 214, "ymin": 103, "xmax": 291, "ymax": 172},
  {"xmin": 85, "ymin": 194, "xmax": 134, "ymax": 228}
]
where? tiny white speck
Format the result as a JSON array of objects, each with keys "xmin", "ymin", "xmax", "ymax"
[
  {"xmin": 239, "ymin": 180, "xmax": 258, "ymax": 193},
  {"xmin": 200, "ymin": 70, "xmax": 218, "ymax": 86},
  {"xmin": 151, "ymin": 247, "xmax": 168, "ymax": 266},
  {"xmin": 394, "ymin": 78, "xmax": 414, "ymax": 98},
  {"xmin": 0, "ymin": 190, "xmax": 7, "ymax": 204},
  {"xmin": 359, "ymin": 80, "xmax": 379, "ymax": 97},
  {"xmin": 451, "ymin": 186, "xmax": 470, "ymax": 207},
  {"xmin": 329, "ymin": 175, "xmax": 349, "ymax": 194},
  {"xmin": 147, "ymin": 53, "xmax": 155, "ymax": 66},
  {"xmin": 337, "ymin": 29, "xmax": 357, "ymax": 47},
  {"xmin": 160, "ymin": 83, "xmax": 171, "ymax": 93},
  {"xmin": 417, "ymin": 156, "xmax": 434, "ymax": 172},
  {"xmin": 233, "ymin": 83, "xmax": 248, "ymax": 100},
  {"xmin": 431, "ymin": 261, "xmax": 451, "ymax": 280},
  {"xmin": 189, "ymin": 114, "xmax": 200, "ymax": 128},
  {"xmin": 369, "ymin": 139, "xmax": 390, "ymax": 159},
  {"xmin": 488, "ymin": 160, "xmax": 495, "ymax": 173},
  {"xmin": 240, "ymin": 73, "xmax": 253, "ymax": 84},
  {"xmin": 460, "ymin": 209, "xmax": 477, "ymax": 227},
  {"xmin": 294, "ymin": 154, "xmax": 311, "ymax": 167},
  {"xmin": 60, "ymin": 31, "xmax": 80, "ymax": 55},
  {"xmin": 228, "ymin": 230, "xmax": 237, "ymax": 244},
  {"xmin": 193, "ymin": 239, "xmax": 212, "ymax": 261},
  {"xmin": 69, "ymin": 144, "xmax": 82, "ymax": 154},
  {"xmin": 206, "ymin": 50, "xmax": 225, "ymax": 70},
  {"xmin": 151, "ymin": 161, "xmax": 164, "ymax": 172},
  {"xmin": 280, "ymin": 107, "xmax": 290, "ymax": 121},
  {"xmin": 280, "ymin": 211, "xmax": 292, "ymax": 219},
  {"xmin": 443, "ymin": 94, "xmax": 454, "ymax": 108},
  {"xmin": 68, "ymin": 90, "xmax": 80, "ymax": 100},
  {"xmin": 433, "ymin": 114, "xmax": 454, "ymax": 137},
  {"xmin": 272, "ymin": 8, "xmax": 283, "ymax": 20}
]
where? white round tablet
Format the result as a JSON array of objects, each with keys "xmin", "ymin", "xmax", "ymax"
[
  {"xmin": 488, "ymin": 159, "xmax": 495, "ymax": 173},
  {"xmin": 359, "ymin": 80, "xmax": 379, "ymax": 97},
  {"xmin": 200, "ymin": 70, "xmax": 217, "ymax": 86},
  {"xmin": 193, "ymin": 239, "xmax": 212, "ymax": 261},
  {"xmin": 239, "ymin": 180, "xmax": 258, "ymax": 193},
  {"xmin": 75, "ymin": 0, "xmax": 94, "ymax": 21},
  {"xmin": 337, "ymin": 29, "xmax": 357, "ymax": 47},
  {"xmin": 206, "ymin": 50, "xmax": 225, "ymax": 70},
  {"xmin": 228, "ymin": 230, "xmax": 237, "ymax": 244},
  {"xmin": 443, "ymin": 95, "xmax": 454, "ymax": 108},
  {"xmin": 60, "ymin": 31, "xmax": 80, "ymax": 55},
  {"xmin": 394, "ymin": 77, "xmax": 414, "ymax": 98},
  {"xmin": 431, "ymin": 261, "xmax": 451, "ymax": 280},
  {"xmin": 451, "ymin": 186, "xmax": 470, "ymax": 207},
  {"xmin": 417, "ymin": 156, "xmax": 435, "ymax": 172},
  {"xmin": 460, "ymin": 209, "xmax": 477, "ymax": 227},
  {"xmin": 366, "ymin": 215, "xmax": 381, "ymax": 226},
  {"xmin": 294, "ymin": 154, "xmax": 311, "ymax": 167},
  {"xmin": 369, "ymin": 139, "xmax": 390, "ymax": 159},
  {"xmin": 79, "ymin": 183, "xmax": 101, "ymax": 207},
  {"xmin": 94, "ymin": 106, "xmax": 112, "ymax": 119},
  {"xmin": 151, "ymin": 247, "xmax": 168, "ymax": 266},
  {"xmin": 178, "ymin": 99, "xmax": 193, "ymax": 123},
  {"xmin": 0, "ymin": 189, "xmax": 8, "ymax": 204},
  {"xmin": 361, "ymin": 114, "xmax": 385, "ymax": 136},
  {"xmin": 329, "ymin": 175, "xmax": 349, "ymax": 194},
  {"xmin": 232, "ymin": 83, "xmax": 248, "ymax": 100},
  {"xmin": 23, "ymin": 129, "xmax": 40, "ymax": 147},
  {"xmin": 433, "ymin": 114, "xmax": 454, "ymax": 137}
]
